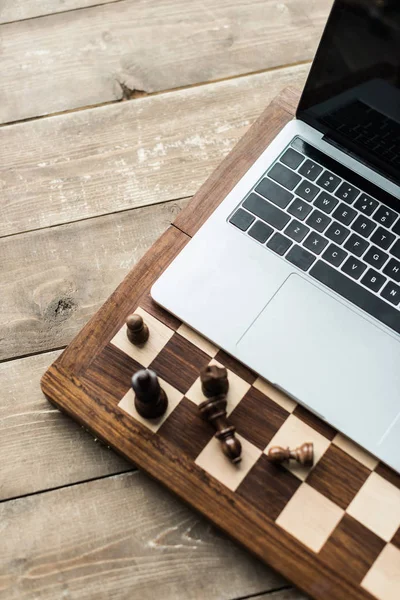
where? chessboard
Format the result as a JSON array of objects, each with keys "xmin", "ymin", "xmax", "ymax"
[{"xmin": 41, "ymin": 89, "xmax": 400, "ymax": 600}]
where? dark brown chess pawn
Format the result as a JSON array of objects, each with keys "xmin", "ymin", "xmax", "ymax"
[
  {"xmin": 131, "ymin": 369, "xmax": 168, "ymax": 419},
  {"xmin": 198, "ymin": 365, "xmax": 242, "ymax": 464},
  {"xmin": 126, "ymin": 314, "xmax": 149, "ymax": 345},
  {"xmin": 267, "ymin": 442, "xmax": 314, "ymax": 467}
]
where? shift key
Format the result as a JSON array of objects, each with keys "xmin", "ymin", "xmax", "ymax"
[{"xmin": 243, "ymin": 194, "xmax": 290, "ymax": 230}]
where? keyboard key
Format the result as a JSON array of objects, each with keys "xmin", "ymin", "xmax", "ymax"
[
  {"xmin": 306, "ymin": 210, "xmax": 331, "ymax": 233},
  {"xmin": 287, "ymin": 198, "xmax": 312, "ymax": 221},
  {"xmin": 316, "ymin": 170, "xmax": 341, "ymax": 192},
  {"xmin": 381, "ymin": 281, "xmax": 400, "ymax": 306},
  {"xmin": 344, "ymin": 233, "xmax": 369, "ymax": 257},
  {"xmin": 335, "ymin": 183, "xmax": 360, "ymax": 204},
  {"xmin": 310, "ymin": 261, "xmax": 400, "ymax": 335},
  {"xmin": 286, "ymin": 245, "xmax": 315, "ymax": 271},
  {"xmin": 268, "ymin": 163, "xmax": 301, "ymax": 191},
  {"xmin": 354, "ymin": 194, "xmax": 378, "ymax": 216},
  {"xmin": 284, "ymin": 219, "xmax": 310, "ymax": 243},
  {"xmin": 363, "ymin": 246, "xmax": 389, "ymax": 269},
  {"xmin": 248, "ymin": 221, "xmax": 273, "ymax": 243},
  {"xmin": 322, "ymin": 243, "xmax": 347, "ymax": 267},
  {"xmin": 370, "ymin": 226, "xmax": 396, "ymax": 250},
  {"xmin": 303, "ymin": 232, "xmax": 328, "ymax": 255},
  {"xmin": 332, "ymin": 203, "xmax": 357, "ymax": 226},
  {"xmin": 383, "ymin": 258, "xmax": 400, "ymax": 283},
  {"xmin": 361, "ymin": 269, "xmax": 386, "ymax": 293},
  {"xmin": 229, "ymin": 208, "xmax": 254, "ymax": 231},
  {"xmin": 298, "ymin": 159, "xmax": 323, "ymax": 181},
  {"xmin": 351, "ymin": 215, "xmax": 376, "ymax": 238},
  {"xmin": 243, "ymin": 194, "xmax": 290, "ymax": 230},
  {"xmin": 390, "ymin": 239, "xmax": 400, "ymax": 260},
  {"xmin": 325, "ymin": 222, "xmax": 350, "ymax": 244},
  {"xmin": 255, "ymin": 178, "xmax": 293, "ymax": 209},
  {"xmin": 392, "ymin": 218, "xmax": 400, "ymax": 236},
  {"xmin": 296, "ymin": 180, "xmax": 319, "ymax": 202},
  {"xmin": 314, "ymin": 192, "xmax": 339, "ymax": 214},
  {"xmin": 280, "ymin": 148, "xmax": 304, "ymax": 170},
  {"xmin": 373, "ymin": 205, "xmax": 398, "ymax": 228},
  {"xmin": 341, "ymin": 257, "xmax": 367, "ymax": 280},
  {"xmin": 267, "ymin": 233, "xmax": 292, "ymax": 256}
]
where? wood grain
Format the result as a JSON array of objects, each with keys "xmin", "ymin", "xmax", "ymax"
[
  {"xmin": 0, "ymin": 0, "xmax": 120, "ymax": 24},
  {"xmin": 0, "ymin": 199, "xmax": 187, "ymax": 362},
  {"xmin": 0, "ymin": 350, "xmax": 130, "ymax": 501},
  {"xmin": 0, "ymin": 65, "xmax": 308, "ymax": 238},
  {"xmin": 0, "ymin": 471, "xmax": 286, "ymax": 600},
  {"xmin": 0, "ymin": 0, "xmax": 331, "ymax": 123}
]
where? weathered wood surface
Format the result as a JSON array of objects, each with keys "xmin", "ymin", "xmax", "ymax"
[
  {"xmin": 0, "ymin": 65, "xmax": 308, "ymax": 238},
  {"xmin": 0, "ymin": 350, "xmax": 131, "ymax": 501},
  {"xmin": 0, "ymin": 0, "xmax": 331, "ymax": 123},
  {"xmin": 0, "ymin": 471, "xmax": 288, "ymax": 600},
  {"xmin": 0, "ymin": 199, "xmax": 187, "ymax": 362},
  {"xmin": 0, "ymin": 0, "xmax": 120, "ymax": 24}
]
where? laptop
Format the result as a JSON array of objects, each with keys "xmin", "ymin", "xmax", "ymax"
[{"xmin": 151, "ymin": 0, "xmax": 400, "ymax": 474}]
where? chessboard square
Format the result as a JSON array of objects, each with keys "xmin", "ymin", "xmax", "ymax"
[
  {"xmin": 319, "ymin": 514, "xmax": 385, "ymax": 583},
  {"xmin": 392, "ymin": 527, "xmax": 400, "ymax": 550},
  {"xmin": 157, "ymin": 398, "xmax": 214, "ymax": 460},
  {"xmin": 214, "ymin": 350, "xmax": 256, "ymax": 385},
  {"xmin": 150, "ymin": 333, "xmax": 210, "ymax": 394},
  {"xmin": 254, "ymin": 377, "xmax": 297, "ymax": 413},
  {"xmin": 293, "ymin": 405, "xmax": 336, "ymax": 441},
  {"xmin": 237, "ymin": 453, "xmax": 301, "ymax": 521},
  {"xmin": 186, "ymin": 359, "xmax": 251, "ymax": 415},
  {"xmin": 347, "ymin": 472, "xmax": 400, "ymax": 541},
  {"xmin": 110, "ymin": 307, "xmax": 174, "ymax": 368},
  {"xmin": 118, "ymin": 379, "xmax": 183, "ymax": 433},
  {"xmin": 333, "ymin": 433, "xmax": 379, "ymax": 471},
  {"xmin": 195, "ymin": 434, "xmax": 262, "ymax": 492},
  {"xmin": 306, "ymin": 444, "xmax": 370, "ymax": 509},
  {"xmin": 276, "ymin": 483, "xmax": 344, "ymax": 553},
  {"xmin": 362, "ymin": 544, "xmax": 400, "ymax": 600},
  {"xmin": 230, "ymin": 387, "xmax": 289, "ymax": 450},
  {"xmin": 176, "ymin": 323, "xmax": 219, "ymax": 357},
  {"xmin": 265, "ymin": 414, "xmax": 331, "ymax": 480}
]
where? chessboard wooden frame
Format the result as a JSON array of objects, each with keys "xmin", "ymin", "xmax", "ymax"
[{"xmin": 41, "ymin": 88, "xmax": 396, "ymax": 600}]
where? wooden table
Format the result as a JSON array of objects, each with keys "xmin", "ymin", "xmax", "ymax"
[{"xmin": 0, "ymin": 2, "xmax": 332, "ymax": 598}]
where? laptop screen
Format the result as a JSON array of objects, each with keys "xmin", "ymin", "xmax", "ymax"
[{"xmin": 297, "ymin": 0, "xmax": 400, "ymax": 185}]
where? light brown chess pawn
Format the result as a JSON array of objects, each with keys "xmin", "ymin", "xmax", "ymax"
[
  {"xmin": 126, "ymin": 313, "xmax": 149, "ymax": 345},
  {"xmin": 267, "ymin": 442, "xmax": 314, "ymax": 467}
]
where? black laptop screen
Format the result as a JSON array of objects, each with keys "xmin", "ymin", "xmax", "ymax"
[{"xmin": 297, "ymin": 0, "xmax": 400, "ymax": 185}]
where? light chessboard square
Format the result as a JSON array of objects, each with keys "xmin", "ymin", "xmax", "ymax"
[
  {"xmin": 111, "ymin": 307, "xmax": 174, "ymax": 367},
  {"xmin": 195, "ymin": 434, "xmax": 262, "ymax": 491},
  {"xmin": 176, "ymin": 323, "xmax": 219, "ymax": 357},
  {"xmin": 265, "ymin": 414, "xmax": 331, "ymax": 480},
  {"xmin": 276, "ymin": 482, "xmax": 344, "ymax": 553},
  {"xmin": 362, "ymin": 543, "xmax": 400, "ymax": 600},
  {"xmin": 118, "ymin": 379, "xmax": 183, "ymax": 433},
  {"xmin": 253, "ymin": 377, "xmax": 297, "ymax": 413},
  {"xmin": 347, "ymin": 472, "xmax": 400, "ymax": 542}
]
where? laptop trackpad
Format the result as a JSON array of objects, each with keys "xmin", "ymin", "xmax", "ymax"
[{"xmin": 236, "ymin": 274, "xmax": 400, "ymax": 468}]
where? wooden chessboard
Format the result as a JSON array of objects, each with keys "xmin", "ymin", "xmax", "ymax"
[{"xmin": 41, "ymin": 88, "xmax": 400, "ymax": 600}]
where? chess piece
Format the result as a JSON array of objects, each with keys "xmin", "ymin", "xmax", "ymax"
[
  {"xmin": 199, "ymin": 365, "xmax": 242, "ymax": 464},
  {"xmin": 267, "ymin": 442, "xmax": 314, "ymax": 467},
  {"xmin": 131, "ymin": 369, "xmax": 168, "ymax": 419},
  {"xmin": 126, "ymin": 313, "xmax": 149, "ymax": 345}
]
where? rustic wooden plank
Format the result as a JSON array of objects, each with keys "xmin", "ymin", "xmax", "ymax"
[
  {"xmin": 0, "ymin": 471, "xmax": 285, "ymax": 600},
  {"xmin": 0, "ymin": 0, "xmax": 120, "ymax": 24},
  {"xmin": 0, "ymin": 350, "xmax": 131, "ymax": 501},
  {"xmin": 0, "ymin": 0, "xmax": 332, "ymax": 123},
  {"xmin": 0, "ymin": 199, "xmax": 188, "ymax": 363},
  {"xmin": 0, "ymin": 65, "xmax": 307, "ymax": 239}
]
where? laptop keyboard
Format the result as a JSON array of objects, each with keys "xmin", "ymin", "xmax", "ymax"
[{"xmin": 229, "ymin": 137, "xmax": 400, "ymax": 335}]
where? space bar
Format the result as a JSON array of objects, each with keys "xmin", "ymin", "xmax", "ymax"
[{"xmin": 309, "ymin": 261, "xmax": 400, "ymax": 335}]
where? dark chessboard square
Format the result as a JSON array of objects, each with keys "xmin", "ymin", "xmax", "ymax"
[
  {"xmin": 294, "ymin": 404, "xmax": 336, "ymax": 440},
  {"xmin": 140, "ymin": 296, "xmax": 182, "ymax": 331},
  {"xmin": 319, "ymin": 514, "xmax": 385, "ymax": 583},
  {"xmin": 306, "ymin": 445, "xmax": 370, "ymax": 509},
  {"xmin": 86, "ymin": 343, "xmax": 143, "ymax": 401},
  {"xmin": 237, "ymin": 453, "xmax": 301, "ymax": 521},
  {"xmin": 229, "ymin": 387, "xmax": 289, "ymax": 450},
  {"xmin": 392, "ymin": 527, "xmax": 400, "ymax": 550},
  {"xmin": 214, "ymin": 349, "xmax": 257, "ymax": 385},
  {"xmin": 150, "ymin": 333, "xmax": 210, "ymax": 394},
  {"xmin": 157, "ymin": 398, "xmax": 214, "ymax": 460},
  {"xmin": 375, "ymin": 462, "xmax": 400, "ymax": 490}
]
